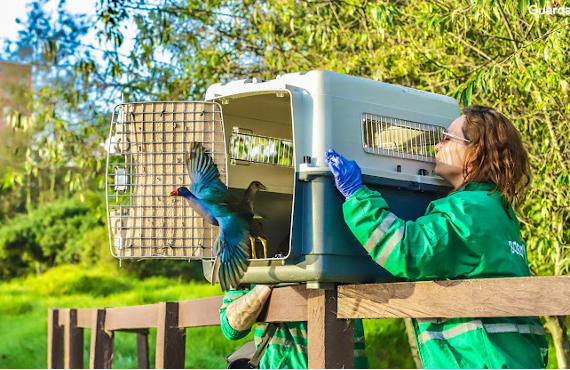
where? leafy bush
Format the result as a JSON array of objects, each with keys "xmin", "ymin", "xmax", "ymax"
[
  {"xmin": 0, "ymin": 194, "xmax": 104, "ymax": 279},
  {"xmin": 0, "ymin": 190, "xmax": 208, "ymax": 282},
  {"xmin": 120, "ymin": 259, "xmax": 206, "ymax": 282},
  {"xmin": 20, "ymin": 264, "xmax": 130, "ymax": 297}
]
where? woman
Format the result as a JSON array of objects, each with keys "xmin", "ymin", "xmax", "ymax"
[{"xmin": 325, "ymin": 106, "xmax": 548, "ymax": 368}]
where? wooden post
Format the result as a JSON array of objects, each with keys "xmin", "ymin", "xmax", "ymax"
[
  {"xmin": 48, "ymin": 309, "xmax": 64, "ymax": 369},
  {"xmin": 137, "ymin": 331, "xmax": 150, "ymax": 369},
  {"xmin": 155, "ymin": 302, "xmax": 186, "ymax": 369},
  {"xmin": 64, "ymin": 309, "xmax": 84, "ymax": 369},
  {"xmin": 89, "ymin": 309, "xmax": 113, "ymax": 369},
  {"xmin": 307, "ymin": 289, "xmax": 354, "ymax": 369}
]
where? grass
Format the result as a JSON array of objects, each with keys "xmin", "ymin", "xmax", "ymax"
[{"xmin": 0, "ymin": 263, "xmax": 416, "ymax": 368}]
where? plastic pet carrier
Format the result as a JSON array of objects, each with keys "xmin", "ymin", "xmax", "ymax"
[{"xmin": 106, "ymin": 70, "xmax": 460, "ymax": 288}]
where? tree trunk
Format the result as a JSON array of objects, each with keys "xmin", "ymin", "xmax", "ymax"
[
  {"xmin": 544, "ymin": 315, "xmax": 570, "ymax": 368},
  {"xmin": 50, "ymin": 166, "xmax": 56, "ymax": 200},
  {"xmin": 27, "ymin": 171, "xmax": 32, "ymax": 211},
  {"xmin": 404, "ymin": 318, "xmax": 423, "ymax": 369}
]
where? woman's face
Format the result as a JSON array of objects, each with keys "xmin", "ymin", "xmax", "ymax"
[{"xmin": 435, "ymin": 115, "xmax": 470, "ymax": 188}]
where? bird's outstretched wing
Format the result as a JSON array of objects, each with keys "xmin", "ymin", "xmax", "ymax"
[
  {"xmin": 210, "ymin": 215, "xmax": 251, "ymax": 291},
  {"xmin": 184, "ymin": 143, "xmax": 252, "ymax": 290},
  {"xmin": 186, "ymin": 142, "xmax": 235, "ymax": 203},
  {"xmin": 187, "ymin": 142, "xmax": 222, "ymax": 185}
]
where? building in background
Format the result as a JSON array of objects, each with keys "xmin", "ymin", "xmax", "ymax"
[{"xmin": 0, "ymin": 61, "xmax": 32, "ymax": 130}]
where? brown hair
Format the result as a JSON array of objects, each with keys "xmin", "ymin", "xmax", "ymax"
[{"xmin": 460, "ymin": 105, "xmax": 531, "ymax": 205}]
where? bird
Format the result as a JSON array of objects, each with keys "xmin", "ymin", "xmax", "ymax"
[
  {"xmin": 169, "ymin": 142, "xmax": 253, "ymax": 291},
  {"xmin": 240, "ymin": 181, "xmax": 268, "ymax": 259}
]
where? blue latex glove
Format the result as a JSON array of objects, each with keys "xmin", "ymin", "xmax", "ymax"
[{"xmin": 325, "ymin": 149, "xmax": 362, "ymax": 199}]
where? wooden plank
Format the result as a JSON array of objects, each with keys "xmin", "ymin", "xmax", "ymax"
[
  {"xmin": 258, "ymin": 285, "xmax": 309, "ymax": 323},
  {"xmin": 307, "ymin": 289, "xmax": 354, "ymax": 369},
  {"xmin": 136, "ymin": 331, "xmax": 150, "ymax": 369},
  {"xmin": 64, "ymin": 309, "xmax": 84, "ymax": 369},
  {"xmin": 76, "ymin": 309, "xmax": 95, "ymax": 329},
  {"xmin": 177, "ymin": 286, "xmax": 309, "ymax": 328},
  {"xmin": 48, "ymin": 309, "xmax": 64, "ymax": 369},
  {"xmin": 338, "ymin": 276, "xmax": 570, "ymax": 319},
  {"xmin": 178, "ymin": 296, "xmax": 223, "ymax": 328},
  {"xmin": 155, "ymin": 302, "xmax": 186, "ymax": 369},
  {"xmin": 105, "ymin": 304, "xmax": 159, "ymax": 331},
  {"xmin": 58, "ymin": 309, "xmax": 69, "ymax": 327},
  {"xmin": 89, "ymin": 309, "xmax": 113, "ymax": 369}
]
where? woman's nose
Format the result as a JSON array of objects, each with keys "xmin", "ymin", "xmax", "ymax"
[{"xmin": 435, "ymin": 141, "xmax": 442, "ymax": 152}]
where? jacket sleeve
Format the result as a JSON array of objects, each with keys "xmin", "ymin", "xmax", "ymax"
[
  {"xmin": 343, "ymin": 186, "xmax": 481, "ymax": 281},
  {"xmin": 219, "ymin": 288, "xmax": 252, "ymax": 340}
]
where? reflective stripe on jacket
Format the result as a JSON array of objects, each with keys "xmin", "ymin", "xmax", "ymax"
[
  {"xmin": 343, "ymin": 182, "xmax": 548, "ymax": 369},
  {"xmin": 220, "ymin": 286, "xmax": 368, "ymax": 369}
]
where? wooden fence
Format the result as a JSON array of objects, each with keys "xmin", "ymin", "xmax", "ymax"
[{"xmin": 48, "ymin": 276, "xmax": 570, "ymax": 369}]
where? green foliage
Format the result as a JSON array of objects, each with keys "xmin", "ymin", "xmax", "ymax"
[
  {"xmin": 75, "ymin": 225, "xmax": 116, "ymax": 266},
  {"xmin": 0, "ymin": 191, "xmax": 204, "ymax": 281},
  {"xmin": 364, "ymin": 318, "xmax": 416, "ymax": 369},
  {"xmin": 0, "ymin": 194, "xmax": 104, "ymax": 279},
  {"xmin": 2, "ymin": 0, "xmax": 108, "ymax": 197},
  {"xmin": 120, "ymin": 259, "xmax": 206, "ymax": 282},
  {"xmin": 0, "ymin": 128, "xmax": 31, "ymax": 221}
]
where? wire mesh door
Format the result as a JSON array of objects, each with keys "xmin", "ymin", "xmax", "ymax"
[{"xmin": 106, "ymin": 101, "xmax": 226, "ymax": 259}]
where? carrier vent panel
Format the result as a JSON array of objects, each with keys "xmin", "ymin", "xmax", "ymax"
[
  {"xmin": 230, "ymin": 127, "xmax": 294, "ymax": 167},
  {"xmin": 361, "ymin": 112, "xmax": 443, "ymax": 163}
]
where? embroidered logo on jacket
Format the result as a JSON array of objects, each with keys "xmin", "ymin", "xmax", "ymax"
[{"xmin": 509, "ymin": 240, "xmax": 526, "ymax": 258}]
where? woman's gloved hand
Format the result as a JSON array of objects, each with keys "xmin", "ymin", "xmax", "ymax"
[
  {"xmin": 325, "ymin": 149, "xmax": 362, "ymax": 199},
  {"xmin": 226, "ymin": 285, "xmax": 273, "ymax": 331}
]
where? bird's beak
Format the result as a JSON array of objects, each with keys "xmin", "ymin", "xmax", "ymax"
[
  {"xmin": 260, "ymin": 184, "xmax": 268, "ymax": 191},
  {"xmin": 169, "ymin": 190, "xmax": 178, "ymax": 196}
]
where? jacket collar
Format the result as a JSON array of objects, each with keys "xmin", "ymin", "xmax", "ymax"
[{"xmin": 457, "ymin": 182, "xmax": 497, "ymax": 192}]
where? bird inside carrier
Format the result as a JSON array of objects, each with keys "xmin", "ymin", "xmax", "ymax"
[{"xmin": 106, "ymin": 70, "xmax": 460, "ymax": 288}]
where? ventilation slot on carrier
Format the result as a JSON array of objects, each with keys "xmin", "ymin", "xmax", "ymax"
[
  {"xmin": 230, "ymin": 127, "xmax": 293, "ymax": 167},
  {"xmin": 361, "ymin": 113, "xmax": 443, "ymax": 163}
]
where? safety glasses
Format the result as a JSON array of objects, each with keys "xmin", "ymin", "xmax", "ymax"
[{"xmin": 440, "ymin": 128, "xmax": 471, "ymax": 144}]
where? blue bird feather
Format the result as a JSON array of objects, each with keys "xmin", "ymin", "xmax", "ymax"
[{"xmin": 170, "ymin": 142, "xmax": 253, "ymax": 291}]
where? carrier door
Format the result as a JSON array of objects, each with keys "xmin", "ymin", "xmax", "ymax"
[{"xmin": 106, "ymin": 101, "xmax": 226, "ymax": 261}]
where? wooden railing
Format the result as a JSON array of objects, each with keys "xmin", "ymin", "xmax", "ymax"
[{"xmin": 48, "ymin": 276, "xmax": 570, "ymax": 369}]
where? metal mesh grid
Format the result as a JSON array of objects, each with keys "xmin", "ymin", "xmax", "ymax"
[
  {"xmin": 229, "ymin": 127, "xmax": 293, "ymax": 167},
  {"xmin": 361, "ymin": 113, "xmax": 443, "ymax": 163},
  {"xmin": 105, "ymin": 101, "xmax": 226, "ymax": 259}
]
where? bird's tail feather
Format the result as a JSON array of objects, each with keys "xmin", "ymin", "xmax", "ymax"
[
  {"xmin": 212, "ymin": 234, "xmax": 251, "ymax": 291},
  {"xmin": 211, "ymin": 256, "xmax": 220, "ymax": 286}
]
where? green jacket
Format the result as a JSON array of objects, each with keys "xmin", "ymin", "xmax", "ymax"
[
  {"xmin": 343, "ymin": 183, "xmax": 548, "ymax": 369},
  {"xmin": 220, "ymin": 286, "xmax": 368, "ymax": 369}
]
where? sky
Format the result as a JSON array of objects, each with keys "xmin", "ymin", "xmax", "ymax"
[
  {"xmin": 0, "ymin": 0, "xmax": 153, "ymax": 68},
  {"xmin": 0, "ymin": 0, "xmax": 99, "ymax": 45}
]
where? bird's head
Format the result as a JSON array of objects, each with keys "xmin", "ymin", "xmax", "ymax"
[
  {"xmin": 248, "ymin": 181, "xmax": 268, "ymax": 192},
  {"xmin": 169, "ymin": 187, "xmax": 192, "ymax": 197}
]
